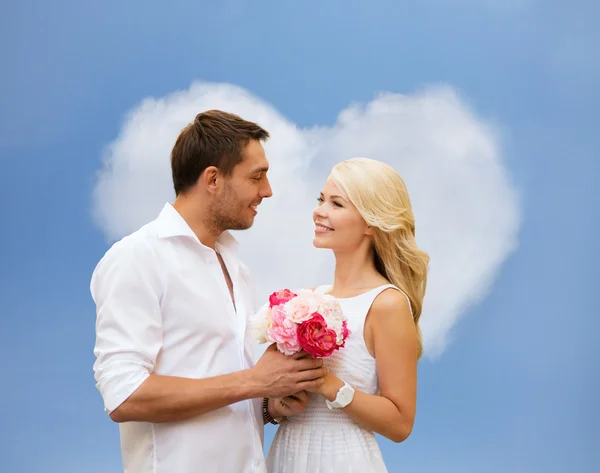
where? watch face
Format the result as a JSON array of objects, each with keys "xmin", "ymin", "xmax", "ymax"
[
  {"xmin": 339, "ymin": 386, "xmax": 354, "ymax": 404},
  {"xmin": 327, "ymin": 383, "xmax": 355, "ymax": 409}
]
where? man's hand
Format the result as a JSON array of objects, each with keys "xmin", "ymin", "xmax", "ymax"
[
  {"xmin": 250, "ymin": 344, "xmax": 328, "ymax": 399},
  {"xmin": 268, "ymin": 391, "xmax": 310, "ymax": 419}
]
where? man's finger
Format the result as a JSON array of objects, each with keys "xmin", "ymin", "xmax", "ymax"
[
  {"xmin": 283, "ymin": 395, "xmax": 302, "ymax": 405},
  {"xmin": 298, "ymin": 378, "xmax": 325, "ymax": 392},
  {"xmin": 298, "ymin": 367, "xmax": 328, "ymax": 382},
  {"xmin": 293, "ymin": 351, "xmax": 314, "ymax": 360},
  {"xmin": 287, "ymin": 391, "xmax": 309, "ymax": 403},
  {"xmin": 296, "ymin": 391, "xmax": 310, "ymax": 403},
  {"xmin": 296, "ymin": 358, "xmax": 324, "ymax": 371},
  {"xmin": 282, "ymin": 400, "xmax": 300, "ymax": 412}
]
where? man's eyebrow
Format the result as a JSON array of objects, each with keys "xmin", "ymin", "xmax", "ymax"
[{"xmin": 250, "ymin": 166, "xmax": 269, "ymax": 174}]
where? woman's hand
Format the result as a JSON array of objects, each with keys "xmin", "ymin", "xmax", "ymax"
[{"xmin": 306, "ymin": 372, "xmax": 345, "ymax": 402}]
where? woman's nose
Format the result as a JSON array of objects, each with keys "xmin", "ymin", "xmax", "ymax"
[{"xmin": 313, "ymin": 203, "xmax": 327, "ymax": 218}]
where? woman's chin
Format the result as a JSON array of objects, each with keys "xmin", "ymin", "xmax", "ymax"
[
  {"xmin": 313, "ymin": 236, "xmax": 323, "ymax": 248},
  {"xmin": 313, "ymin": 236, "xmax": 332, "ymax": 249}
]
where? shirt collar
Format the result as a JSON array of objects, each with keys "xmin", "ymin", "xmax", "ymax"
[{"xmin": 155, "ymin": 203, "xmax": 239, "ymax": 254}]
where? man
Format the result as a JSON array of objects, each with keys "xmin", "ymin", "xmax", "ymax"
[{"xmin": 91, "ymin": 110, "xmax": 327, "ymax": 473}]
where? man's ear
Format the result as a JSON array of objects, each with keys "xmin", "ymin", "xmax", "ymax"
[{"xmin": 200, "ymin": 166, "xmax": 220, "ymax": 195}]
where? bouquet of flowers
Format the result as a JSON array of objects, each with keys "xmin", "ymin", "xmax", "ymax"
[{"xmin": 251, "ymin": 288, "xmax": 351, "ymax": 357}]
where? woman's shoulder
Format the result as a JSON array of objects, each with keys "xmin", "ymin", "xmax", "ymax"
[{"xmin": 370, "ymin": 287, "xmax": 412, "ymax": 320}]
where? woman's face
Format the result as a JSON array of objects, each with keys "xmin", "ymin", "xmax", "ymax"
[{"xmin": 312, "ymin": 177, "xmax": 371, "ymax": 251}]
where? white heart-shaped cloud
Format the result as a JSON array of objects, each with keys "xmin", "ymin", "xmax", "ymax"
[{"xmin": 92, "ymin": 81, "xmax": 520, "ymax": 358}]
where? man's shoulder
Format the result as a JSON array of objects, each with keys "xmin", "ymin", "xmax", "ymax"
[{"xmin": 94, "ymin": 221, "xmax": 161, "ymax": 272}]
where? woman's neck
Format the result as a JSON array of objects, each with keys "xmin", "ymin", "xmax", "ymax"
[{"xmin": 330, "ymin": 246, "xmax": 388, "ymax": 297}]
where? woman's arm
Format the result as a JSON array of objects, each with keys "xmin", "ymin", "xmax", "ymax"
[{"xmin": 314, "ymin": 289, "xmax": 418, "ymax": 443}]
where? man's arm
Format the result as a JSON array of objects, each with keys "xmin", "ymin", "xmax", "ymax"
[
  {"xmin": 92, "ymin": 240, "xmax": 326, "ymax": 424},
  {"xmin": 109, "ymin": 349, "xmax": 323, "ymax": 423},
  {"xmin": 109, "ymin": 373, "xmax": 252, "ymax": 423}
]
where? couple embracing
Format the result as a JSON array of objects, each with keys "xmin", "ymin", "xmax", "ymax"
[{"xmin": 91, "ymin": 110, "xmax": 429, "ymax": 473}]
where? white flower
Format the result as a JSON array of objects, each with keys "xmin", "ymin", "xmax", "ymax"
[
  {"xmin": 319, "ymin": 299, "xmax": 345, "ymax": 342},
  {"xmin": 251, "ymin": 304, "xmax": 272, "ymax": 344}
]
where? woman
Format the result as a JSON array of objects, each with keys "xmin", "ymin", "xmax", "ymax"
[{"xmin": 266, "ymin": 157, "xmax": 430, "ymax": 473}]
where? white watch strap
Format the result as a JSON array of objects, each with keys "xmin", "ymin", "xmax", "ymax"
[{"xmin": 326, "ymin": 381, "xmax": 355, "ymax": 409}]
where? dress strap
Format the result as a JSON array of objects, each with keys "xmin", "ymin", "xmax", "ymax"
[{"xmin": 368, "ymin": 284, "xmax": 413, "ymax": 316}]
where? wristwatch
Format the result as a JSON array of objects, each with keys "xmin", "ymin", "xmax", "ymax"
[{"xmin": 326, "ymin": 381, "xmax": 355, "ymax": 409}]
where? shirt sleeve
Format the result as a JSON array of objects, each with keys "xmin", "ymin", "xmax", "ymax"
[{"xmin": 90, "ymin": 239, "xmax": 163, "ymax": 414}]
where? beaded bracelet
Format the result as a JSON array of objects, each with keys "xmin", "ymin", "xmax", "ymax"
[{"xmin": 262, "ymin": 397, "xmax": 280, "ymax": 425}]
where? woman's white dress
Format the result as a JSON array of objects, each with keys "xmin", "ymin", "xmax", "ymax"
[{"xmin": 266, "ymin": 284, "xmax": 410, "ymax": 473}]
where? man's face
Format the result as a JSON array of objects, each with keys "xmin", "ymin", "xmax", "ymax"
[{"xmin": 210, "ymin": 139, "xmax": 273, "ymax": 231}]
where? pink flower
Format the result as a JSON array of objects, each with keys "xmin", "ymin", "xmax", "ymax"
[
  {"xmin": 342, "ymin": 320, "xmax": 350, "ymax": 339},
  {"xmin": 318, "ymin": 299, "xmax": 348, "ymax": 343},
  {"xmin": 337, "ymin": 320, "xmax": 351, "ymax": 348},
  {"xmin": 267, "ymin": 305, "xmax": 300, "ymax": 355},
  {"xmin": 269, "ymin": 304, "xmax": 287, "ymax": 324},
  {"xmin": 297, "ymin": 314, "xmax": 339, "ymax": 358},
  {"xmin": 251, "ymin": 287, "xmax": 351, "ymax": 357},
  {"xmin": 269, "ymin": 289, "xmax": 297, "ymax": 307},
  {"xmin": 284, "ymin": 296, "xmax": 316, "ymax": 323}
]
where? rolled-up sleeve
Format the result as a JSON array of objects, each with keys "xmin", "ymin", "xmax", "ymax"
[{"xmin": 90, "ymin": 239, "xmax": 163, "ymax": 414}]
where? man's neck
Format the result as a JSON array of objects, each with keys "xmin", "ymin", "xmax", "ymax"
[{"xmin": 173, "ymin": 197, "xmax": 221, "ymax": 249}]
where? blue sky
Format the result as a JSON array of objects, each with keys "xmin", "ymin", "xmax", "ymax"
[{"xmin": 1, "ymin": 1, "xmax": 598, "ymax": 472}]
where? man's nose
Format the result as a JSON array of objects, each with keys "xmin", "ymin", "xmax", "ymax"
[{"xmin": 261, "ymin": 177, "xmax": 273, "ymax": 198}]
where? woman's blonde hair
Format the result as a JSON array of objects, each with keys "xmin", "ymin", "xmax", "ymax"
[{"xmin": 330, "ymin": 158, "xmax": 430, "ymax": 358}]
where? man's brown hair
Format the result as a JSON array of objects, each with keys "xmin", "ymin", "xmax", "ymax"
[{"xmin": 171, "ymin": 110, "xmax": 270, "ymax": 195}]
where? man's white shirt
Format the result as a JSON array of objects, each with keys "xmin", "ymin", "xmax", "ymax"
[{"xmin": 91, "ymin": 203, "xmax": 266, "ymax": 473}]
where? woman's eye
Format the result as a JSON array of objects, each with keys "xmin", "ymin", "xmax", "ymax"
[{"xmin": 333, "ymin": 202, "xmax": 343, "ymax": 208}]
